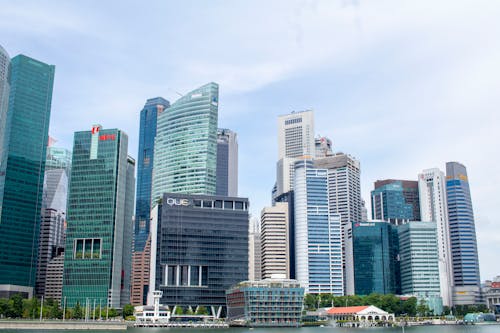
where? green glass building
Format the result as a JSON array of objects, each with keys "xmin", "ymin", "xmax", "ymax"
[
  {"xmin": 0, "ymin": 54, "xmax": 55, "ymax": 298},
  {"xmin": 62, "ymin": 125, "xmax": 135, "ymax": 308},
  {"xmin": 152, "ymin": 82, "xmax": 218, "ymax": 202}
]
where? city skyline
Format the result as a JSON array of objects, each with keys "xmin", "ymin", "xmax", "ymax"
[{"xmin": 1, "ymin": 0, "xmax": 498, "ymax": 280}]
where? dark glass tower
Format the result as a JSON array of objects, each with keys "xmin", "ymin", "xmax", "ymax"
[
  {"xmin": 62, "ymin": 125, "xmax": 135, "ymax": 308},
  {"xmin": 446, "ymin": 162, "xmax": 480, "ymax": 294},
  {"xmin": 371, "ymin": 179, "xmax": 420, "ymax": 224},
  {"xmin": 349, "ymin": 222, "xmax": 400, "ymax": 295},
  {"xmin": 0, "ymin": 54, "xmax": 55, "ymax": 297},
  {"xmin": 150, "ymin": 193, "xmax": 249, "ymax": 316},
  {"xmin": 134, "ymin": 97, "xmax": 169, "ymax": 252},
  {"xmin": 216, "ymin": 128, "xmax": 238, "ymax": 197}
]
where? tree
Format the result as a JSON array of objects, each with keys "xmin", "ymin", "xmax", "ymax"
[
  {"xmin": 9, "ymin": 294, "xmax": 24, "ymax": 318},
  {"xmin": 402, "ymin": 297, "xmax": 417, "ymax": 317},
  {"xmin": 174, "ymin": 306, "xmax": 184, "ymax": 315},
  {"xmin": 122, "ymin": 304, "xmax": 134, "ymax": 318},
  {"xmin": 73, "ymin": 302, "xmax": 83, "ymax": 319},
  {"xmin": 416, "ymin": 299, "xmax": 430, "ymax": 317},
  {"xmin": 0, "ymin": 298, "xmax": 9, "ymax": 318},
  {"xmin": 195, "ymin": 306, "xmax": 208, "ymax": 315},
  {"xmin": 107, "ymin": 308, "xmax": 118, "ymax": 318},
  {"xmin": 304, "ymin": 294, "xmax": 317, "ymax": 310}
]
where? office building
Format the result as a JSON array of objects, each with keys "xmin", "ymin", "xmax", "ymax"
[
  {"xmin": 294, "ymin": 159, "xmax": 343, "ymax": 295},
  {"xmin": 149, "ymin": 193, "xmax": 249, "ymax": 317},
  {"xmin": 260, "ymin": 202, "xmax": 290, "ymax": 279},
  {"xmin": 345, "ymin": 221, "xmax": 400, "ymax": 295},
  {"xmin": 371, "ymin": 180, "xmax": 420, "ymax": 224},
  {"xmin": 418, "ymin": 168, "xmax": 453, "ymax": 307},
  {"xmin": 44, "ymin": 254, "xmax": 64, "ymax": 301},
  {"xmin": 226, "ymin": 278, "xmax": 304, "ymax": 327},
  {"xmin": 45, "ymin": 146, "xmax": 72, "ymax": 172},
  {"xmin": 446, "ymin": 162, "xmax": 481, "ymax": 304},
  {"xmin": 315, "ymin": 136, "xmax": 333, "ymax": 158},
  {"xmin": 275, "ymin": 110, "xmax": 314, "ymax": 198},
  {"xmin": 62, "ymin": 125, "xmax": 135, "ymax": 308},
  {"xmin": 314, "ymin": 153, "xmax": 361, "ymax": 293},
  {"xmin": 0, "ymin": 54, "xmax": 55, "ymax": 298},
  {"xmin": 216, "ymin": 128, "xmax": 238, "ymax": 196},
  {"xmin": 152, "ymin": 83, "xmax": 218, "ymax": 201},
  {"xmin": 248, "ymin": 217, "xmax": 262, "ymax": 281},
  {"xmin": 131, "ymin": 97, "xmax": 169, "ymax": 305},
  {"xmin": 398, "ymin": 222, "xmax": 441, "ymax": 309},
  {"xmin": 0, "ymin": 45, "xmax": 10, "ymax": 177}
]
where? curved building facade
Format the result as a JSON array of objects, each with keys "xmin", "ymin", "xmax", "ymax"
[{"xmin": 152, "ymin": 83, "xmax": 218, "ymax": 202}]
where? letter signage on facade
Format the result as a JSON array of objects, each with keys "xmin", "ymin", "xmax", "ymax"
[{"xmin": 166, "ymin": 198, "xmax": 191, "ymax": 206}]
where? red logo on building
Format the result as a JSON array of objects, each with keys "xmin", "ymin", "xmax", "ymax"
[{"xmin": 99, "ymin": 134, "xmax": 116, "ymax": 141}]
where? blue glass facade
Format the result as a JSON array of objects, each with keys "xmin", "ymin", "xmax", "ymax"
[
  {"xmin": 0, "ymin": 54, "xmax": 54, "ymax": 295},
  {"xmin": 134, "ymin": 97, "xmax": 169, "ymax": 252},
  {"xmin": 294, "ymin": 159, "xmax": 343, "ymax": 295},
  {"xmin": 351, "ymin": 222, "xmax": 400, "ymax": 295},
  {"xmin": 446, "ymin": 162, "xmax": 480, "ymax": 287},
  {"xmin": 371, "ymin": 180, "xmax": 419, "ymax": 222}
]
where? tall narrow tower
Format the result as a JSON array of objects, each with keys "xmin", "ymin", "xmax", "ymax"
[
  {"xmin": 62, "ymin": 125, "xmax": 135, "ymax": 308},
  {"xmin": 216, "ymin": 128, "xmax": 238, "ymax": 196},
  {"xmin": 446, "ymin": 162, "xmax": 480, "ymax": 305},
  {"xmin": 418, "ymin": 168, "xmax": 453, "ymax": 307},
  {"xmin": 0, "ymin": 53, "xmax": 55, "ymax": 297}
]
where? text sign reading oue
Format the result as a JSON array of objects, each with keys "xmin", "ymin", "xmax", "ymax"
[{"xmin": 166, "ymin": 198, "xmax": 191, "ymax": 206}]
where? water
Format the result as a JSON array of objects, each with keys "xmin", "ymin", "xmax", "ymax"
[{"xmin": 1, "ymin": 325, "xmax": 499, "ymax": 333}]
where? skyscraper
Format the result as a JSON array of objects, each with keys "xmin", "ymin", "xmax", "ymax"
[
  {"xmin": 314, "ymin": 152, "xmax": 362, "ymax": 293},
  {"xmin": 294, "ymin": 159, "xmax": 343, "ymax": 295},
  {"xmin": 371, "ymin": 180, "xmax": 420, "ymax": 224},
  {"xmin": 398, "ymin": 221, "xmax": 442, "ymax": 314},
  {"xmin": 260, "ymin": 202, "xmax": 290, "ymax": 279},
  {"xmin": 149, "ymin": 193, "xmax": 249, "ymax": 316},
  {"xmin": 345, "ymin": 221, "xmax": 400, "ymax": 295},
  {"xmin": 248, "ymin": 217, "xmax": 262, "ymax": 281},
  {"xmin": 131, "ymin": 97, "xmax": 169, "ymax": 305},
  {"xmin": 152, "ymin": 83, "xmax": 218, "ymax": 201},
  {"xmin": 216, "ymin": 128, "xmax": 238, "ymax": 196},
  {"xmin": 418, "ymin": 168, "xmax": 453, "ymax": 307},
  {"xmin": 446, "ymin": 162, "xmax": 481, "ymax": 305},
  {"xmin": 275, "ymin": 110, "xmax": 314, "ymax": 198},
  {"xmin": 314, "ymin": 136, "xmax": 333, "ymax": 158},
  {"xmin": 62, "ymin": 125, "xmax": 135, "ymax": 308},
  {"xmin": 0, "ymin": 45, "xmax": 10, "ymax": 183},
  {"xmin": 0, "ymin": 54, "xmax": 55, "ymax": 298}
]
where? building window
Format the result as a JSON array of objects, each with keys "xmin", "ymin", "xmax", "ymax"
[{"xmin": 74, "ymin": 238, "xmax": 102, "ymax": 259}]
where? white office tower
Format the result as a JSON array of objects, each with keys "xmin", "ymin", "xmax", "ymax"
[
  {"xmin": 418, "ymin": 168, "xmax": 453, "ymax": 307},
  {"xmin": 260, "ymin": 202, "xmax": 290, "ymax": 279},
  {"xmin": 294, "ymin": 159, "xmax": 343, "ymax": 295},
  {"xmin": 248, "ymin": 216, "xmax": 262, "ymax": 281},
  {"xmin": 314, "ymin": 153, "xmax": 362, "ymax": 292},
  {"xmin": 275, "ymin": 110, "xmax": 315, "ymax": 198}
]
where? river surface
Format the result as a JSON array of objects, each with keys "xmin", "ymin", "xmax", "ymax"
[{"xmin": 1, "ymin": 325, "xmax": 500, "ymax": 333}]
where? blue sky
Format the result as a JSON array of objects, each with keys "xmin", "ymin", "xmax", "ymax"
[{"xmin": 1, "ymin": 0, "xmax": 499, "ymax": 280}]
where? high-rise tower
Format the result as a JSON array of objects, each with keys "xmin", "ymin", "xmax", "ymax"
[
  {"xmin": 131, "ymin": 97, "xmax": 169, "ymax": 305},
  {"xmin": 0, "ymin": 53, "xmax": 55, "ymax": 297},
  {"xmin": 418, "ymin": 168, "xmax": 453, "ymax": 307},
  {"xmin": 446, "ymin": 162, "xmax": 481, "ymax": 305},
  {"xmin": 152, "ymin": 83, "xmax": 218, "ymax": 202},
  {"xmin": 275, "ymin": 110, "xmax": 314, "ymax": 198},
  {"xmin": 293, "ymin": 159, "xmax": 343, "ymax": 295},
  {"xmin": 62, "ymin": 125, "xmax": 135, "ymax": 308},
  {"xmin": 371, "ymin": 180, "xmax": 420, "ymax": 224},
  {"xmin": 216, "ymin": 128, "xmax": 238, "ymax": 196}
]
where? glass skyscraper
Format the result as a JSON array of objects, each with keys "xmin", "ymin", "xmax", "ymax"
[
  {"xmin": 149, "ymin": 193, "xmax": 249, "ymax": 317},
  {"xmin": 294, "ymin": 159, "xmax": 343, "ymax": 295},
  {"xmin": 62, "ymin": 125, "xmax": 135, "ymax": 308},
  {"xmin": 135, "ymin": 97, "xmax": 169, "ymax": 252},
  {"xmin": 152, "ymin": 83, "xmax": 218, "ymax": 202},
  {"xmin": 131, "ymin": 97, "xmax": 169, "ymax": 306},
  {"xmin": 371, "ymin": 180, "xmax": 420, "ymax": 224},
  {"xmin": 446, "ymin": 162, "xmax": 481, "ymax": 304},
  {"xmin": 347, "ymin": 222, "xmax": 400, "ymax": 295},
  {"xmin": 0, "ymin": 54, "xmax": 55, "ymax": 297}
]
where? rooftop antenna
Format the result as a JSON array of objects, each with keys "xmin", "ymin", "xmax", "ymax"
[{"xmin": 168, "ymin": 87, "xmax": 184, "ymax": 97}]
